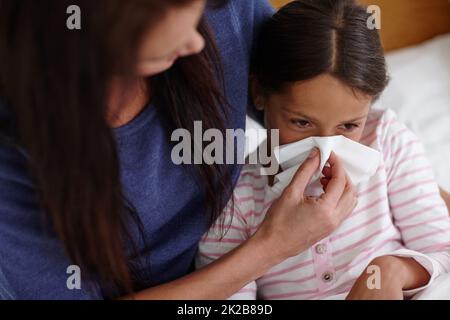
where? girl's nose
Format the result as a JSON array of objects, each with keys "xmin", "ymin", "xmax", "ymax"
[
  {"xmin": 179, "ymin": 31, "xmax": 205, "ymax": 57},
  {"xmin": 317, "ymin": 129, "xmax": 337, "ymax": 137}
]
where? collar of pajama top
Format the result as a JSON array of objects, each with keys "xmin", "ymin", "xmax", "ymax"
[{"xmin": 196, "ymin": 108, "xmax": 450, "ymax": 300}]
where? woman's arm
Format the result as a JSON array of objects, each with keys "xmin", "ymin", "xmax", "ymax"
[
  {"xmin": 124, "ymin": 150, "xmax": 357, "ymax": 300},
  {"xmin": 124, "ymin": 230, "xmax": 285, "ymax": 300},
  {"xmin": 440, "ymin": 187, "xmax": 450, "ymax": 214}
]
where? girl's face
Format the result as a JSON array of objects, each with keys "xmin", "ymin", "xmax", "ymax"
[
  {"xmin": 136, "ymin": 0, "xmax": 206, "ymax": 77},
  {"xmin": 255, "ymin": 74, "xmax": 372, "ymax": 145}
]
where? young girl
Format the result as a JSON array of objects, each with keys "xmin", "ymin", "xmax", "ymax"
[{"xmin": 196, "ymin": 0, "xmax": 450, "ymax": 299}]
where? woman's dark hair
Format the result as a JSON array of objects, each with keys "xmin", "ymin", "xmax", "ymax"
[
  {"xmin": 253, "ymin": 0, "xmax": 389, "ymax": 99},
  {"xmin": 0, "ymin": 0, "xmax": 231, "ymax": 294}
]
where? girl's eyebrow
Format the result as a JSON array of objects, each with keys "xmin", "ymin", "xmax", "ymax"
[
  {"xmin": 339, "ymin": 115, "xmax": 369, "ymax": 123},
  {"xmin": 281, "ymin": 107, "xmax": 319, "ymax": 122},
  {"xmin": 282, "ymin": 106, "xmax": 368, "ymax": 123}
]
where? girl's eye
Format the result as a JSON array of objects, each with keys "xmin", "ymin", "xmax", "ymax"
[
  {"xmin": 291, "ymin": 119, "xmax": 312, "ymax": 128},
  {"xmin": 341, "ymin": 123, "xmax": 359, "ymax": 131}
]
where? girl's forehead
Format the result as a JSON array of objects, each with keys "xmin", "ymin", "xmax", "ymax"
[{"xmin": 272, "ymin": 74, "xmax": 372, "ymax": 116}]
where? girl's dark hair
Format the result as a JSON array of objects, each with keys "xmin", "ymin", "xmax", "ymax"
[
  {"xmin": 0, "ymin": 0, "xmax": 231, "ymax": 294},
  {"xmin": 253, "ymin": 0, "xmax": 389, "ymax": 99}
]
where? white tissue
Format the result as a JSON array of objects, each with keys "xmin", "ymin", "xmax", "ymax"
[{"xmin": 271, "ymin": 136, "xmax": 382, "ymax": 196}]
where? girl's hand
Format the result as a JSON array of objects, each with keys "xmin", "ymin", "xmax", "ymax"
[
  {"xmin": 255, "ymin": 149, "xmax": 358, "ymax": 262},
  {"xmin": 346, "ymin": 256, "xmax": 431, "ymax": 300}
]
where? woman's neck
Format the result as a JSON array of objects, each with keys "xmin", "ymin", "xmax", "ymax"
[{"xmin": 107, "ymin": 77, "xmax": 151, "ymax": 128}]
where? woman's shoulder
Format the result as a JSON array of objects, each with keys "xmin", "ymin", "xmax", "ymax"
[
  {"xmin": 206, "ymin": 0, "xmax": 274, "ymax": 25},
  {"xmin": 205, "ymin": 0, "xmax": 274, "ymax": 55}
]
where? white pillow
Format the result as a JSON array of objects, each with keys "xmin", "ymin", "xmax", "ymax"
[{"xmin": 375, "ymin": 34, "xmax": 450, "ymax": 191}]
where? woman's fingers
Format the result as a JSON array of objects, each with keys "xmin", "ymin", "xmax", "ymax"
[
  {"xmin": 335, "ymin": 174, "xmax": 358, "ymax": 220},
  {"xmin": 320, "ymin": 152, "xmax": 347, "ymax": 205},
  {"xmin": 287, "ymin": 148, "xmax": 321, "ymax": 198}
]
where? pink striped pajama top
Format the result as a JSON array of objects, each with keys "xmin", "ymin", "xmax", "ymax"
[{"xmin": 196, "ymin": 108, "xmax": 450, "ymax": 300}]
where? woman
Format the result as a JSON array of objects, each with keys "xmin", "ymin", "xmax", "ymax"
[{"xmin": 0, "ymin": 0, "xmax": 358, "ymax": 299}]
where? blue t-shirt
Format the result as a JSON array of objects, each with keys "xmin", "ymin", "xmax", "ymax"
[{"xmin": 0, "ymin": 0, "xmax": 274, "ymax": 299}]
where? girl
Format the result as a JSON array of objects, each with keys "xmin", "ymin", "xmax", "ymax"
[{"xmin": 197, "ymin": 0, "xmax": 450, "ymax": 300}]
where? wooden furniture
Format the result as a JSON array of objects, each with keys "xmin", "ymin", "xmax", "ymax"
[{"xmin": 269, "ymin": 0, "xmax": 450, "ymax": 51}]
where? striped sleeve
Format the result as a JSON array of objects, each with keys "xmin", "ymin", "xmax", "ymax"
[
  {"xmin": 380, "ymin": 110, "xmax": 450, "ymax": 296},
  {"xmin": 195, "ymin": 196, "xmax": 257, "ymax": 300}
]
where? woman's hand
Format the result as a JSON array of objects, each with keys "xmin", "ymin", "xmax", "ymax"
[
  {"xmin": 255, "ymin": 149, "xmax": 358, "ymax": 262},
  {"xmin": 346, "ymin": 256, "xmax": 431, "ymax": 300}
]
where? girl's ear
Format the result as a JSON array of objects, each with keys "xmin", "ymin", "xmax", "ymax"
[{"xmin": 249, "ymin": 75, "xmax": 266, "ymax": 111}]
